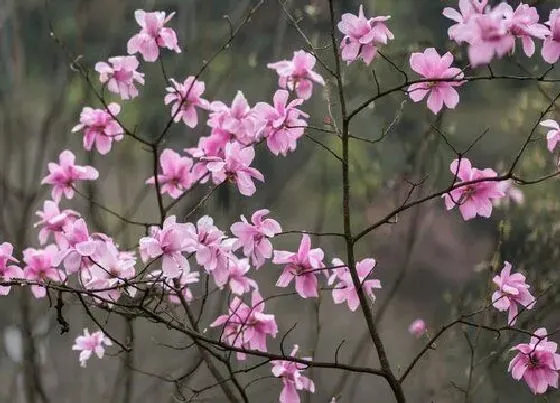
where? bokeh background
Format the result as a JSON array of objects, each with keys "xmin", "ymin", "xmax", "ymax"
[{"xmin": 1, "ymin": 0, "xmax": 560, "ymax": 402}]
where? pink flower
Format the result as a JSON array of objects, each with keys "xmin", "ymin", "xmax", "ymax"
[
  {"xmin": 407, "ymin": 48, "xmax": 464, "ymax": 114},
  {"xmin": 41, "ymin": 150, "xmax": 99, "ymax": 202},
  {"xmin": 82, "ymin": 240, "xmax": 136, "ymax": 303},
  {"xmin": 267, "ymin": 51, "xmax": 325, "ymax": 100},
  {"xmin": 508, "ymin": 327, "xmax": 560, "ymax": 394},
  {"xmin": 95, "ymin": 56, "xmax": 145, "ymax": 100},
  {"xmin": 186, "ymin": 216, "xmax": 234, "ymax": 281},
  {"xmin": 145, "ymin": 149, "xmax": 195, "ymax": 199},
  {"xmin": 206, "ymin": 142, "xmax": 264, "ymax": 196},
  {"xmin": 207, "ymin": 91, "xmax": 262, "ymax": 146},
  {"xmin": 542, "ymin": 9, "xmax": 560, "ymax": 64},
  {"xmin": 504, "ymin": 3, "xmax": 549, "ymax": 57},
  {"xmin": 164, "ymin": 77, "xmax": 208, "ymax": 128},
  {"xmin": 408, "ymin": 319, "xmax": 427, "ymax": 338},
  {"xmin": 540, "ymin": 119, "xmax": 560, "ymax": 152},
  {"xmin": 443, "ymin": 158, "xmax": 506, "ymax": 220},
  {"xmin": 34, "ymin": 200, "xmax": 80, "ymax": 246},
  {"xmin": 149, "ymin": 264, "xmax": 200, "ymax": 304},
  {"xmin": 443, "ymin": 0, "xmax": 488, "ymax": 43},
  {"xmin": 327, "ymin": 258, "xmax": 381, "ymax": 312},
  {"xmin": 72, "ymin": 328, "xmax": 112, "ymax": 368},
  {"xmin": 466, "ymin": 7, "xmax": 515, "ymax": 66},
  {"xmin": 139, "ymin": 216, "xmax": 195, "ymax": 279},
  {"xmin": 231, "ymin": 209, "xmax": 282, "ymax": 269},
  {"xmin": 271, "ymin": 345, "xmax": 315, "ymax": 403},
  {"xmin": 217, "ymin": 257, "xmax": 258, "ymax": 295},
  {"xmin": 72, "ymin": 103, "xmax": 124, "ymax": 155},
  {"xmin": 492, "ymin": 261, "xmax": 535, "ymax": 325},
  {"xmin": 273, "ymin": 234, "xmax": 325, "ymax": 298},
  {"xmin": 54, "ymin": 218, "xmax": 98, "ymax": 274},
  {"xmin": 127, "ymin": 9, "xmax": 181, "ymax": 62},
  {"xmin": 337, "ymin": 5, "xmax": 394, "ymax": 65},
  {"xmin": 0, "ymin": 242, "xmax": 23, "ymax": 296},
  {"xmin": 254, "ymin": 90, "xmax": 309, "ymax": 156},
  {"xmin": 23, "ymin": 245, "xmax": 63, "ymax": 298},
  {"xmin": 210, "ymin": 291, "xmax": 278, "ymax": 360}
]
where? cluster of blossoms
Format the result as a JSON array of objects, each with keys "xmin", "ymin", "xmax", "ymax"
[
  {"xmin": 443, "ymin": 1, "xmax": 556, "ymax": 66},
  {"xmin": 2, "ymin": 2, "xmax": 559, "ymax": 400}
]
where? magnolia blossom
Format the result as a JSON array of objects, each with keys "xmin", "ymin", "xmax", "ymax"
[
  {"xmin": 95, "ymin": 56, "xmax": 145, "ymax": 99},
  {"xmin": 139, "ymin": 216, "xmax": 194, "ymax": 279},
  {"xmin": 509, "ymin": 328, "xmax": 560, "ymax": 394},
  {"xmin": 267, "ymin": 51, "xmax": 325, "ymax": 100},
  {"xmin": 34, "ymin": 200, "xmax": 80, "ymax": 246},
  {"xmin": 206, "ymin": 142, "xmax": 264, "ymax": 196},
  {"xmin": 271, "ymin": 345, "xmax": 315, "ymax": 403},
  {"xmin": 72, "ymin": 103, "xmax": 124, "ymax": 155},
  {"xmin": 207, "ymin": 91, "xmax": 261, "ymax": 146},
  {"xmin": 407, "ymin": 48, "xmax": 464, "ymax": 114},
  {"xmin": 443, "ymin": 158, "xmax": 505, "ymax": 220},
  {"xmin": 540, "ymin": 119, "xmax": 560, "ymax": 152},
  {"xmin": 254, "ymin": 89, "xmax": 309, "ymax": 156},
  {"xmin": 504, "ymin": 3, "xmax": 549, "ymax": 57},
  {"xmin": 273, "ymin": 234, "xmax": 325, "ymax": 298},
  {"xmin": 150, "ymin": 264, "xmax": 200, "ymax": 304},
  {"xmin": 82, "ymin": 241, "xmax": 136, "ymax": 302},
  {"xmin": 542, "ymin": 9, "xmax": 560, "ymax": 64},
  {"xmin": 127, "ymin": 9, "xmax": 180, "ymax": 62},
  {"xmin": 164, "ymin": 77, "xmax": 208, "ymax": 128},
  {"xmin": 231, "ymin": 209, "xmax": 282, "ymax": 268},
  {"xmin": 55, "ymin": 218, "xmax": 98, "ymax": 274},
  {"xmin": 72, "ymin": 328, "xmax": 112, "ymax": 367},
  {"xmin": 0, "ymin": 242, "xmax": 23, "ymax": 295},
  {"xmin": 41, "ymin": 150, "xmax": 99, "ymax": 202},
  {"xmin": 210, "ymin": 291, "xmax": 278, "ymax": 360},
  {"xmin": 328, "ymin": 258, "xmax": 381, "ymax": 312},
  {"xmin": 146, "ymin": 149, "xmax": 195, "ymax": 199},
  {"xmin": 492, "ymin": 261, "xmax": 535, "ymax": 325},
  {"xmin": 443, "ymin": 0, "xmax": 487, "ymax": 42},
  {"xmin": 337, "ymin": 5, "xmax": 394, "ymax": 64},
  {"xmin": 23, "ymin": 245, "xmax": 63, "ymax": 298},
  {"xmin": 186, "ymin": 216, "xmax": 234, "ymax": 284},
  {"xmin": 408, "ymin": 319, "xmax": 427, "ymax": 337},
  {"xmin": 211, "ymin": 256, "xmax": 257, "ymax": 295}
]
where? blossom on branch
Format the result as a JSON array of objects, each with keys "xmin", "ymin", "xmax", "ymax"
[
  {"xmin": 72, "ymin": 328, "xmax": 112, "ymax": 368},
  {"xmin": 443, "ymin": 158, "xmax": 505, "ymax": 220},
  {"xmin": 542, "ymin": 9, "xmax": 560, "ymax": 64},
  {"xmin": 408, "ymin": 319, "xmax": 427, "ymax": 338},
  {"xmin": 407, "ymin": 48, "xmax": 464, "ymax": 114},
  {"xmin": 254, "ymin": 89, "xmax": 309, "ymax": 156},
  {"xmin": 267, "ymin": 50, "xmax": 325, "ymax": 100},
  {"xmin": 328, "ymin": 257, "xmax": 381, "ymax": 312},
  {"xmin": 271, "ymin": 344, "xmax": 315, "ymax": 403},
  {"xmin": 231, "ymin": 209, "xmax": 282, "ymax": 269},
  {"xmin": 95, "ymin": 56, "xmax": 145, "ymax": 100},
  {"xmin": 139, "ymin": 215, "xmax": 195, "ymax": 279},
  {"xmin": 127, "ymin": 9, "xmax": 181, "ymax": 62},
  {"xmin": 509, "ymin": 327, "xmax": 560, "ymax": 394},
  {"xmin": 210, "ymin": 291, "xmax": 277, "ymax": 360},
  {"xmin": 492, "ymin": 261, "xmax": 535, "ymax": 325},
  {"xmin": 41, "ymin": 150, "xmax": 99, "ymax": 202},
  {"xmin": 145, "ymin": 149, "xmax": 196, "ymax": 199},
  {"xmin": 273, "ymin": 234, "xmax": 325, "ymax": 298},
  {"xmin": 337, "ymin": 5, "xmax": 394, "ymax": 65},
  {"xmin": 34, "ymin": 200, "xmax": 80, "ymax": 246},
  {"xmin": 164, "ymin": 77, "xmax": 209, "ymax": 128},
  {"xmin": 23, "ymin": 245, "xmax": 63, "ymax": 299},
  {"xmin": 0, "ymin": 242, "xmax": 23, "ymax": 296},
  {"xmin": 72, "ymin": 103, "xmax": 125, "ymax": 155},
  {"xmin": 540, "ymin": 119, "xmax": 560, "ymax": 152}
]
